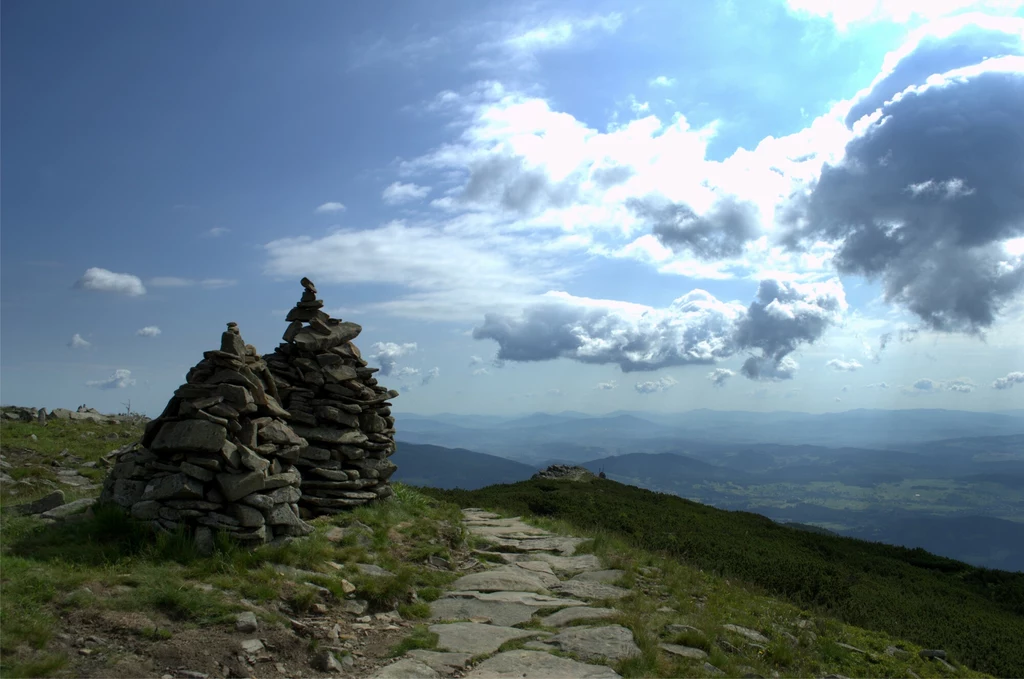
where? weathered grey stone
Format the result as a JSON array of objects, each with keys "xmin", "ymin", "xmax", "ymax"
[
  {"xmin": 290, "ymin": 425, "xmax": 367, "ymax": 446},
  {"xmin": 151, "ymin": 420, "xmax": 227, "ymax": 454},
  {"xmin": 403, "ymin": 651, "xmax": 472, "ymax": 674},
  {"xmin": 240, "ymin": 493, "xmax": 275, "ymax": 510},
  {"xmin": 429, "ymin": 623, "xmax": 542, "ymax": 656},
  {"xmin": 356, "ymin": 563, "xmax": 394, "ymax": 577},
  {"xmin": 451, "ymin": 567, "xmax": 549, "ymax": 594},
  {"xmin": 547, "ymin": 625, "xmax": 640, "ymax": 662},
  {"xmin": 293, "ymin": 322, "xmax": 361, "ymax": 352},
  {"xmin": 465, "ymin": 650, "xmax": 621, "ymax": 679},
  {"xmin": 722, "ymin": 624, "xmax": 769, "ymax": 645},
  {"xmin": 263, "ymin": 469, "xmax": 301, "ymax": 490},
  {"xmin": 267, "ymin": 504, "xmax": 304, "ymax": 527},
  {"xmin": 179, "ymin": 461, "xmax": 215, "ymax": 482},
  {"xmin": 500, "ymin": 552, "xmax": 604, "ymax": 575},
  {"xmin": 232, "ymin": 504, "xmax": 266, "ymax": 528},
  {"xmin": 238, "ymin": 446, "xmax": 269, "ymax": 473},
  {"xmin": 141, "ymin": 473, "xmax": 205, "ymax": 501},
  {"xmin": 442, "ymin": 591, "xmax": 585, "ymax": 609},
  {"xmin": 430, "ymin": 597, "xmax": 538, "ymax": 628},
  {"xmin": 369, "ymin": 659, "xmax": 439, "ymax": 679},
  {"xmin": 340, "ymin": 599, "xmax": 369, "ymax": 615},
  {"xmin": 40, "ymin": 498, "xmax": 95, "ymax": 520},
  {"xmin": 216, "ymin": 471, "xmax": 266, "ymax": 502},
  {"xmin": 542, "ymin": 606, "xmax": 618, "ymax": 627},
  {"xmin": 105, "ymin": 479, "xmax": 146, "ymax": 508},
  {"xmin": 268, "ymin": 485, "xmax": 301, "ymax": 503},
  {"xmin": 298, "ymin": 445, "xmax": 331, "ymax": 461},
  {"xmin": 131, "ymin": 500, "xmax": 162, "ymax": 520},
  {"xmin": 309, "ymin": 468, "xmax": 350, "ymax": 481},
  {"xmin": 660, "ymin": 643, "xmax": 708, "ymax": 660},
  {"xmin": 235, "ymin": 611, "xmax": 258, "ymax": 633},
  {"xmin": 552, "ymin": 580, "xmax": 631, "ymax": 601},
  {"xmin": 919, "ymin": 649, "xmax": 948, "ymax": 660}
]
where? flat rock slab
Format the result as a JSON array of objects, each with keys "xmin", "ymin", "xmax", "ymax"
[
  {"xmin": 552, "ymin": 581, "xmax": 632, "ymax": 601},
  {"xmin": 430, "ymin": 597, "xmax": 539, "ymax": 628},
  {"xmin": 573, "ymin": 570, "xmax": 625, "ymax": 584},
  {"xmin": 404, "ymin": 650, "xmax": 472, "ymax": 673},
  {"xmin": 463, "ymin": 509, "xmax": 502, "ymax": 520},
  {"xmin": 505, "ymin": 553, "xmax": 604, "ymax": 575},
  {"xmin": 547, "ymin": 625, "xmax": 641, "ymax": 662},
  {"xmin": 722, "ymin": 624, "xmax": 769, "ymax": 644},
  {"xmin": 542, "ymin": 606, "xmax": 618, "ymax": 627},
  {"xmin": 660, "ymin": 643, "xmax": 708, "ymax": 660},
  {"xmin": 444, "ymin": 590, "xmax": 586, "ymax": 608},
  {"xmin": 452, "ymin": 566, "xmax": 549, "ymax": 593},
  {"xmin": 357, "ymin": 563, "xmax": 395, "ymax": 577},
  {"xmin": 369, "ymin": 658, "xmax": 440, "ymax": 679},
  {"xmin": 483, "ymin": 536, "xmax": 587, "ymax": 555},
  {"xmin": 466, "ymin": 650, "xmax": 622, "ymax": 679},
  {"xmin": 430, "ymin": 622, "xmax": 545, "ymax": 655},
  {"xmin": 513, "ymin": 560, "xmax": 557, "ymax": 576}
]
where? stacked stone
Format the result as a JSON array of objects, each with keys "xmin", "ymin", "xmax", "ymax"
[
  {"xmin": 99, "ymin": 323, "xmax": 312, "ymax": 546},
  {"xmin": 263, "ymin": 278, "xmax": 400, "ymax": 517}
]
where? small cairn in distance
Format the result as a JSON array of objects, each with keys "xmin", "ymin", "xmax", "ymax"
[
  {"xmin": 99, "ymin": 322, "xmax": 312, "ymax": 549},
  {"xmin": 263, "ymin": 278, "xmax": 400, "ymax": 518}
]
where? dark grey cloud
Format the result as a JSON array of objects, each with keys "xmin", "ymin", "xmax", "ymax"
[
  {"xmin": 628, "ymin": 195, "xmax": 762, "ymax": 260},
  {"xmin": 474, "ymin": 278, "xmax": 844, "ymax": 381},
  {"xmin": 591, "ymin": 164, "xmax": 634, "ymax": 189},
  {"xmin": 845, "ymin": 20, "xmax": 1024, "ymax": 126},
  {"xmin": 783, "ymin": 60, "xmax": 1024, "ymax": 333},
  {"xmin": 460, "ymin": 154, "xmax": 581, "ymax": 213}
]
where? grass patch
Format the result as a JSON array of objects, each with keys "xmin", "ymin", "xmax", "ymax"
[
  {"xmin": 389, "ymin": 625, "xmax": 439, "ymax": 656},
  {"xmin": 398, "ymin": 601, "xmax": 431, "ymax": 619},
  {"xmin": 1, "ymin": 653, "xmax": 69, "ymax": 679}
]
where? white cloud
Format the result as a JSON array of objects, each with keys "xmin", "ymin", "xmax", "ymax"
[
  {"xmin": 315, "ymin": 202, "xmax": 346, "ymax": 214},
  {"xmin": 382, "ymin": 181, "xmax": 430, "ymax": 205},
  {"xmin": 394, "ymin": 367, "xmax": 421, "ymax": 379},
  {"xmin": 87, "ymin": 369, "xmax": 136, "ymax": 390},
  {"xmin": 473, "ymin": 367, "xmax": 490, "ymax": 376},
  {"xmin": 200, "ymin": 279, "xmax": 237, "ymax": 289},
  {"xmin": 903, "ymin": 377, "xmax": 977, "ymax": 394},
  {"xmin": 205, "ymin": 227, "xmax": 230, "ymax": 237},
  {"xmin": 595, "ymin": 380, "xmax": 618, "ymax": 390},
  {"xmin": 68, "ymin": 333, "xmax": 91, "ymax": 349},
  {"xmin": 867, "ymin": 382, "xmax": 890, "ymax": 389},
  {"xmin": 496, "ymin": 13, "xmax": 623, "ymax": 63},
  {"xmin": 422, "ymin": 367, "xmax": 440, "ymax": 385},
  {"xmin": 370, "ymin": 342, "xmax": 417, "ymax": 375},
  {"xmin": 826, "ymin": 358, "xmax": 863, "ymax": 372},
  {"xmin": 707, "ymin": 368, "xmax": 735, "ymax": 386},
  {"xmin": 75, "ymin": 268, "xmax": 146, "ymax": 296},
  {"xmin": 469, "ymin": 355, "xmax": 484, "ymax": 366},
  {"xmin": 783, "ymin": 0, "xmax": 1020, "ymax": 29},
  {"xmin": 136, "ymin": 326, "xmax": 162, "ymax": 338},
  {"xmin": 634, "ymin": 376, "xmax": 678, "ymax": 394},
  {"xmin": 992, "ymin": 371, "xmax": 1024, "ymax": 389},
  {"xmin": 649, "ymin": 75, "xmax": 676, "ymax": 87}
]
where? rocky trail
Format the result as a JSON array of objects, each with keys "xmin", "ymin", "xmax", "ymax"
[{"xmin": 372, "ymin": 508, "xmax": 707, "ymax": 679}]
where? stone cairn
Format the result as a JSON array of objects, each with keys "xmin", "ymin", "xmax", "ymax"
[
  {"xmin": 262, "ymin": 277, "xmax": 400, "ymax": 518},
  {"xmin": 99, "ymin": 322, "xmax": 313, "ymax": 546}
]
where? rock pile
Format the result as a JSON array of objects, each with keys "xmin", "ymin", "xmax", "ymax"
[
  {"xmin": 262, "ymin": 278, "xmax": 400, "ymax": 517},
  {"xmin": 532, "ymin": 465, "xmax": 596, "ymax": 481},
  {"xmin": 99, "ymin": 322, "xmax": 312, "ymax": 547}
]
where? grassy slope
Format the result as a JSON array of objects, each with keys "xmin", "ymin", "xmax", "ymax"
[{"xmin": 421, "ymin": 478, "xmax": 1024, "ymax": 678}]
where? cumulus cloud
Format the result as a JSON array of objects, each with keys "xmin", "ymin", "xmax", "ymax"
[
  {"xmin": 707, "ymin": 368, "xmax": 735, "ymax": 386},
  {"xmin": 867, "ymin": 381, "xmax": 890, "ymax": 389},
  {"xmin": 595, "ymin": 380, "xmax": 618, "ymax": 390},
  {"xmin": 370, "ymin": 342, "xmax": 417, "ymax": 376},
  {"xmin": 826, "ymin": 358, "xmax": 863, "ymax": 372},
  {"xmin": 781, "ymin": 44, "xmax": 1024, "ymax": 334},
  {"xmin": 474, "ymin": 278, "xmax": 844, "ymax": 381},
  {"xmin": 315, "ymin": 202, "xmax": 346, "ymax": 213},
  {"xmin": 649, "ymin": 75, "xmax": 675, "ymax": 87},
  {"xmin": 394, "ymin": 367, "xmax": 421, "ymax": 379},
  {"xmin": 422, "ymin": 367, "xmax": 440, "ymax": 385},
  {"xmin": 382, "ymin": 182, "xmax": 430, "ymax": 204},
  {"xmin": 75, "ymin": 268, "xmax": 146, "ymax": 296},
  {"xmin": 469, "ymin": 355, "xmax": 484, "ymax": 366},
  {"xmin": 136, "ymin": 326, "xmax": 162, "ymax": 338},
  {"xmin": 68, "ymin": 333, "xmax": 91, "ymax": 349},
  {"xmin": 205, "ymin": 227, "xmax": 230, "ymax": 237},
  {"xmin": 945, "ymin": 377, "xmax": 976, "ymax": 393},
  {"xmin": 87, "ymin": 369, "xmax": 135, "ymax": 390},
  {"xmin": 634, "ymin": 376, "xmax": 677, "ymax": 394},
  {"xmin": 903, "ymin": 377, "xmax": 976, "ymax": 394},
  {"xmin": 992, "ymin": 371, "xmax": 1024, "ymax": 389},
  {"xmin": 628, "ymin": 195, "xmax": 762, "ymax": 261}
]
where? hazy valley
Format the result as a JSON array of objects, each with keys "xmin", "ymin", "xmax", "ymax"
[{"xmin": 392, "ymin": 408, "xmax": 1024, "ymax": 572}]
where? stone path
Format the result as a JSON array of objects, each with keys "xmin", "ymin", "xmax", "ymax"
[{"xmin": 370, "ymin": 508, "xmax": 639, "ymax": 678}]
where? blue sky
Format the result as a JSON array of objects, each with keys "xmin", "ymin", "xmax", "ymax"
[{"xmin": 2, "ymin": 0, "xmax": 1023, "ymax": 417}]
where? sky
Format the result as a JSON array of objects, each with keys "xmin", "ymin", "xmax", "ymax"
[{"xmin": 2, "ymin": 0, "xmax": 1024, "ymax": 418}]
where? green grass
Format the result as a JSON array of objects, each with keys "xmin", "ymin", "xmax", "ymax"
[
  {"xmin": 423, "ymin": 478, "xmax": 1022, "ymax": 677},
  {"xmin": 389, "ymin": 625, "xmax": 439, "ymax": 656}
]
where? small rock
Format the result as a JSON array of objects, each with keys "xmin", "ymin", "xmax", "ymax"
[
  {"xmin": 235, "ymin": 611, "xmax": 258, "ymax": 633},
  {"xmin": 78, "ymin": 648, "xmax": 93, "ymax": 656},
  {"xmin": 341, "ymin": 579, "xmax": 356, "ymax": 594},
  {"xmin": 311, "ymin": 649, "xmax": 343, "ymax": 672},
  {"xmin": 703, "ymin": 663, "xmax": 725, "ymax": 675},
  {"xmin": 660, "ymin": 643, "xmax": 708, "ymax": 660},
  {"xmin": 722, "ymin": 624, "xmax": 769, "ymax": 644},
  {"xmin": 240, "ymin": 638, "xmax": 264, "ymax": 654},
  {"xmin": 356, "ymin": 563, "xmax": 393, "ymax": 577},
  {"xmin": 885, "ymin": 645, "xmax": 910, "ymax": 659},
  {"xmin": 30, "ymin": 434, "xmax": 38, "ymax": 441}
]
